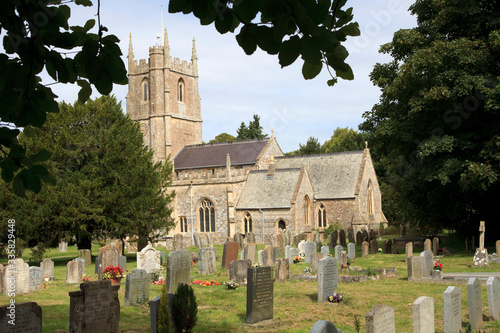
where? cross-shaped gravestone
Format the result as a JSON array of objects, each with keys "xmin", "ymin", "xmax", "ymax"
[{"xmin": 479, "ymin": 221, "xmax": 485, "ymax": 250}]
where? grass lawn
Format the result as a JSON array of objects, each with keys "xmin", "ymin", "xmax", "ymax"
[{"xmin": 1, "ymin": 236, "xmax": 500, "ymax": 332}]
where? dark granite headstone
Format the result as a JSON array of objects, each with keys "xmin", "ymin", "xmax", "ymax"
[
  {"xmin": 222, "ymin": 242, "xmax": 239, "ymax": 269},
  {"xmin": 329, "ymin": 231, "xmax": 338, "ymax": 248},
  {"xmin": 356, "ymin": 231, "xmax": 363, "ymax": 246},
  {"xmin": 347, "ymin": 227, "xmax": 355, "ymax": 244},
  {"xmin": 339, "ymin": 229, "xmax": 347, "ymax": 248},
  {"xmin": 362, "ymin": 229, "xmax": 369, "ymax": 242},
  {"xmin": 246, "ymin": 266, "xmax": 274, "ymax": 324},
  {"xmin": 370, "ymin": 239, "xmax": 378, "ymax": 255},
  {"xmin": 383, "ymin": 239, "xmax": 392, "ymax": 254},
  {"xmin": 0, "ymin": 302, "xmax": 42, "ymax": 332},
  {"xmin": 150, "ymin": 293, "xmax": 176, "ymax": 333}
]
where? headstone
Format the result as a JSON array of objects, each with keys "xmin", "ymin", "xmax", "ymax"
[
  {"xmin": 432, "ymin": 237, "xmax": 439, "ymax": 256},
  {"xmin": 275, "ymin": 258, "xmax": 289, "ymax": 281},
  {"xmin": 69, "ymin": 280, "xmax": 120, "ymax": 333},
  {"xmin": 245, "ymin": 232, "xmax": 256, "ymax": 244},
  {"xmin": 193, "ymin": 232, "xmax": 202, "ymax": 249},
  {"xmin": 321, "ymin": 246, "xmax": 330, "ymax": 258},
  {"xmin": 206, "ymin": 233, "xmax": 213, "ymax": 247},
  {"xmin": 58, "ymin": 239, "xmax": 68, "ymax": 252},
  {"xmin": 66, "ymin": 259, "xmax": 83, "ymax": 284},
  {"xmin": 94, "ymin": 257, "xmax": 99, "ymax": 274},
  {"xmin": 362, "ymin": 229, "xmax": 369, "ymax": 242},
  {"xmin": 276, "ymin": 232, "xmax": 285, "ymax": 254},
  {"xmin": 285, "ymin": 245, "xmax": 293, "ymax": 259},
  {"xmin": 309, "ymin": 320, "xmax": 340, "ymax": 333},
  {"xmin": 365, "ymin": 304, "xmax": 395, "ymax": 333},
  {"xmin": 222, "ymin": 242, "xmax": 239, "ymax": 269},
  {"xmin": 78, "ymin": 249, "xmax": 92, "ymax": 266},
  {"xmin": 97, "ymin": 246, "xmax": 119, "ymax": 280},
  {"xmin": 150, "ymin": 293, "xmax": 175, "ymax": 333},
  {"xmin": 198, "ymin": 247, "xmax": 217, "ymax": 275},
  {"xmin": 108, "ymin": 240, "xmax": 123, "ymax": 256},
  {"xmin": 40, "ymin": 258, "xmax": 54, "ymax": 280},
  {"xmin": 362, "ymin": 241, "xmax": 369, "ymax": 256},
  {"xmin": 339, "ymin": 251, "xmax": 348, "ymax": 268},
  {"xmin": 369, "ymin": 229, "xmax": 376, "ymax": 241},
  {"xmin": 289, "ymin": 248, "xmax": 299, "ymax": 265},
  {"xmin": 347, "ymin": 227, "xmax": 355, "ymax": 244},
  {"xmin": 29, "ymin": 266, "xmax": 42, "ymax": 291},
  {"xmin": 424, "ymin": 239, "xmax": 432, "ymax": 252},
  {"xmin": 370, "ymin": 239, "xmax": 378, "ymax": 254},
  {"xmin": 356, "ymin": 231, "xmax": 363, "ymax": 246},
  {"xmin": 339, "ymin": 229, "xmax": 347, "ymax": 247},
  {"xmin": 244, "ymin": 243, "xmax": 257, "ymax": 265},
  {"xmin": 473, "ymin": 222, "xmax": 489, "ymax": 267},
  {"xmin": 264, "ymin": 234, "xmax": 273, "ymax": 247},
  {"xmin": 284, "ymin": 230, "xmax": 291, "ymax": 247},
  {"xmin": 75, "ymin": 258, "xmax": 85, "ymax": 275},
  {"xmin": 413, "ymin": 296, "xmax": 434, "ymax": 333},
  {"xmin": 298, "ymin": 240, "xmax": 306, "ymax": 256},
  {"xmin": 234, "ymin": 232, "xmax": 244, "ymax": 250},
  {"xmin": 124, "ymin": 269, "xmax": 151, "ymax": 306},
  {"xmin": 0, "ymin": 302, "xmax": 42, "ymax": 332},
  {"xmin": 347, "ymin": 243, "xmax": 355, "ymax": 259},
  {"xmin": 260, "ymin": 246, "xmax": 272, "ymax": 267},
  {"xmin": 229, "ymin": 259, "xmax": 252, "ymax": 284},
  {"xmin": 405, "ymin": 242, "xmax": 413, "ymax": 264},
  {"xmin": 137, "ymin": 244, "xmax": 161, "ymax": 274},
  {"xmin": 487, "ymin": 276, "xmax": 500, "ymax": 320},
  {"xmin": 420, "ymin": 251, "xmax": 433, "ymax": 277},
  {"xmin": 467, "ymin": 277, "xmax": 482, "ymax": 330},
  {"xmin": 160, "ymin": 251, "xmax": 166, "ymax": 265},
  {"xmin": 173, "ymin": 233, "xmax": 184, "ymax": 250},
  {"xmin": 479, "ymin": 220, "xmax": 485, "ymax": 249},
  {"xmin": 258, "ymin": 250, "xmax": 264, "ymax": 266},
  {"xmin": 334, "ymin": 245, "xmax": 343, "ymax": 261},
  {"xmin": 310, "ymin": 252, "xmax": 324, "ymax": 271},
  {"xmin": 305, "ymin": 241, "xmax": 316, "ymax": 263},
  {"xmin": 165, "ymin": 239, "xmax": 174, "ymax": 251},
  {"xmin": 407, "ymin": 256, "xmax": 423, "ymax": 281},
  {"xmin": 317, "ymin": 256, "xmax": 338, "ymax": 303},
  {"xmin": 444, "ymin": 286, "xmax": 461, "ymax": 333},
  {"xmin": 246, "ymin": 266, "xmax": 274, "ymax": 324},
  {"xmin": 273, "ymin": 247, "xmax": 281, "ymax": 264},
  {"xmin": 127, "ymin": 241, "xmax": 138, "ymax": 253},
  {"xmin": 329, "ymin": 231, "xmax": 337, "ymax": 248},
  {"xmin": 383, "ymin": 240, "xmax": 392, "ymax": 254},
  {"xmin": 166, "ymin": 249, "xmax": 191, "ymax": 293},
  {"xmin": 497, "ymin": 240, "xmax": 500, "ymax": 256}
]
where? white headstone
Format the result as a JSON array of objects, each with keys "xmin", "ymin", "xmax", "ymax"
[
  {"xmin": 420, "ymin": 251, "xmax": 433, "ymax": 277},
  {"xmin": 289, "ymin": 248, "xmax": 299, "ymax": 265},
  {"xmin": 317, "ymin": 256, "xmax": 338, "ymax": 303},
  {"xmin": 137, "ymin": 244, "xmax": 161, "ymax": 274},
  {"xmin": 285, "ymin": 245, "xmax": 293, "ymax": 259},
  {"xmin": 413, "ymin": 296, "xmax": 434, "ymax": 333},
  {"xmin": 347, "ymin": 243, "xmax": 356, "ymax": 259},
  {"xmin": 444, "ymin": 286, "xmax": 461, "ymax": 333},
  {"xmin": 487, "ymin": 276, "xmax": 500, "ymax": 320},
  {"xmin": 40, "ymin": 258, "xmax": 54, "ymax": 280},
  {"xmin": 334, "ymin": 245, "xmax": 343, "ymax": 262},
  {"xmin": 467, "ymin": 277, "xmax": 482, "ymax": 330},
  {"xmin": 365, "ymin": 304, "xmax": 395, "ymax": 333},
  {"xmin": 3, "ymin": 259, "xmax": 30, "ymax": 295},
  {"xmin": 320, "ymin": 246, "xmax": 330, "ymax": 258},
  {"xmin": 305, "ymin": 241, "xmax": 316, "ymax": 263},
  {"xmin": 298, "ymin": 240, "xmax": 306, "ymax": 256},
  {"xmin": 29, "ymin": 266, "xmax": 42, "ymax": 291}
]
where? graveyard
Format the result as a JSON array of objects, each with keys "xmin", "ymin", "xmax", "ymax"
[{"xmin": 2, "ymin": 229, "xmax": 500, "ymax": 332}]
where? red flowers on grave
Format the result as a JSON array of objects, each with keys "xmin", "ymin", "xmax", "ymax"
[
  {"xmin": 434, "ymin": 262, "xmax": 443, "ymax": 271},
  {"xmin": 190, "ymin": 280, "xmax": 221, "ymax": 287},
  {"xmin": 103, "ymin": 265, "xmax": 124, "ymax": 279}
]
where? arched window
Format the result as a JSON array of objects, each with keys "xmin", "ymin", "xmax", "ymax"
[
  {"xmin": 367, "ymin": 181, "xmax": 374, "ymax": 215},
  {"xmin": 278, "ymin": 220, "xmax": 286, "ymax": 230},
  {"xmin": 180, "ymin": 217, "xmax": 188, "ymax": 233},
  {"xmin": 177, "ymin": 79, "xmax": 184, "ymax": 102},
  {"xmin": 143, "ymin": 81, "xmax": 149, "ymax": 101},
  {"xmin": 199, "ymin": 199, "xmax": 215, "ymax": 232},
  {"xmin": 303, "ymin": 195, "xmax": 310, "ymax": 225},
  {"xmin": 318, "ymin": 204, "xmax": 326, "ymax": 228},
  {"xmin": 244, "ymin": 212, "xmax": 252, "ymax": 234}
]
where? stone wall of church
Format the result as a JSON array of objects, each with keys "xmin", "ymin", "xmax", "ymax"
[
  {"xmin": 256, "ymin": 139, "xmax": 285, "ymax": 169},
  {"xmin": 291, "ymin": 171, "xmax": 315, "ymax": 235},
  {"xmin": 235, "ymin": 209, "xmax": 291, "ymax": 243},
  {"xmin": 315, "ymin": 199, "xmax": 356, "ymax": 230}
]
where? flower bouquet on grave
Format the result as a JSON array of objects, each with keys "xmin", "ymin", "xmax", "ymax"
[
  {"xmin": 102, "ymin": 265, "xmax": 124, "ymax": 279},
  {"xmin": 191, "ymin": 280, "xmax": 221, "ymax": 287},
  {"xmin": 304, "ymin": 267, "xmax": 313, "ymax": 274},
  {"xmin": 293, "ymin": 256, "xmax": 301, "ymax": 264},
  {"xmin": 437, "ymin": 248, "xmax": 444, "ymax": 255},
  {"xmin": 153, "ymin": 277, "xmax": 166, "ymax": 285},
  {"xmin": 434, "ymin": 261, "xmax": 443, "ymax": 271},
  {"xmin": 378, "ymin": 248, "xmax": 383, "ymax": 253},
  {"xmin": 81, "ymin": 274, "xmax": 92, "ymax": 283},
  {"xmin": 327, "ymin": 291, "xmax": 344, "ymax": 303},
  {"xmin": 224, "ymin": 281, "xmax": 239, "ymax": 290},
  {"xmin": 191, "ymin": 254, "xmax": 198, "ymax": 268},
  {"xmin": 253, "ymin": 263, "xmax": 262, "ymax": 268}
]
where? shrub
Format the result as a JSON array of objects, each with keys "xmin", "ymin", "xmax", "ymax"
[
  {"xmin": 384, "ymin": 225, "xmax": 398, "ymax": 235},
  {"xmin": 157, "ymin": 283, "xmax": 172, "ymax": 333},
  {"xmin": 172, "ymin": 283, "xmax": 198, "ymax": 333},
  {"xmin": 323, "ymin": 224, "xmax": 335, "ymax": 239}
]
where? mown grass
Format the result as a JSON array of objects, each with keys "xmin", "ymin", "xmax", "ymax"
[{"xmin": 1, "ymin": 237, "xmax": 500, "ymax": 332}]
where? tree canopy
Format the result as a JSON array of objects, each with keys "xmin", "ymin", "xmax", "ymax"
[
  {"xmin": 208, "ymin": 132, "xmax": 236, "ymax": 144},
  {"xmin": 360, "ymin": 0, "xmax": 500, "ymax": 236},
  {"xmin": 286, "ymin": 136, "xmax": 323, "ymax": 156},
  {"xmin": 322, "ymin": 127, "xmax": 366, "ymax": 153},
  {"xmin": 0, "ymin": 96, "xmax": 175, "ymax": 253},
  {"xmin": 236, "ymin": 114, "xmax": 267, "ymax": 140}
]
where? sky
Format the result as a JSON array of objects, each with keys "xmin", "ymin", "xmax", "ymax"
[{"xmin": 51, "ymin": 0, "xmax": 418, "ymax": 153}]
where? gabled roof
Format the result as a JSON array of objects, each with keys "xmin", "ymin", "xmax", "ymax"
[
  {"xmin": 174, "ymin": 139, "xmax": 269, "ymax": 170},
  {"xmin": 274, "ymin": 151, "xmax": 364, "ymax": 199},
  {"xmin": 236, "ymin": 168, "xmax": 303, "ymax": 209}
]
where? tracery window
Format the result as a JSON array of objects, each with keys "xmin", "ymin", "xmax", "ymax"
[
  {"xmin": 180, "ymin": 216, "xmax": 188, "ymax": 233},
  {"xmin": 199, "ymin": 199, "xmax": 215, "ymax": 232},
  {"xmin": 318, "ymin": 204, "xmax": 326, "ymax": 228},
  {"xmin": 244, "ymin": 212, "xmax": 252, "ymax": 234},
  {"xmin": 178, "ymin": 79, "xmax": 184, "ymax": 102}
]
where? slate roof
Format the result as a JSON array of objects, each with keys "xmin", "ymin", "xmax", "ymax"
[
  {"xmin": 174, "ymin": 139, "xmax": 269, "ymax": 170},
  {"xmin": 236, "ymin": 169, "xmax": 303, "ymax": 209},
  {"xmin": 274, "ymin": 151, "xmax": 364, "ymax": 199}
]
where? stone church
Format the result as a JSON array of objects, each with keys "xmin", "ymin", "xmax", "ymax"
[{"xmin": 126, "ymin": 30, "xmax": 387, "ymax": 244}]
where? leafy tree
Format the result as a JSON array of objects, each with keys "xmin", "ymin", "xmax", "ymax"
[
  {"xmin": 322, "ymin": 127, "xmax": 366, "ymax": 153},
  {"xmin": 208, "ymin": 132, "xmax": 236, "ymax": 144},
  {"xmin": 359, "ymin": 0, "xmax": 500, "ymax": 237},
  {"xmin": 287, "ymin": 136, "xmax": 323, "ymax": 155},
  {"xmin": 0, "ymin": 96, "xmax": 174, "ymax": 251},
  {"xmin": 0, "ymin": 0, "xmax": 127, "ymax": 196},
  {"xmin": 236, "ymin": 114, "xmax": 267, "ymax": 140},
  {"xmin": 169, "ymin": 0, "xmax": 360, "ymax": 85}
]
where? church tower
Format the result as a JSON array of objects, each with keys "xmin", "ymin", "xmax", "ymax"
[{"xmin": 126, "ymin": 29, "xmax": 202, "ymax": 162}]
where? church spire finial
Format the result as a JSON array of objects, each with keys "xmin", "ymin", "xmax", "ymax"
[
  {"xmin": 191, "ymin": 37, "xmax": 198, "ymax": 75},
  {"xmin": 128, "ymin": 33, "xmax": 134, "ymax": 59},
  {"xmin": 164, "ymin": 28, "xmax": 170, "ymax": 55}
]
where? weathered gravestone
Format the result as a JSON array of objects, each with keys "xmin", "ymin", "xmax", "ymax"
[
  {"xmin": 137, "ymin": 244, "xmax": 161, "ymax": 274},
  {"xmin": 245, "ymin": 232, "xmax": 256, "ymax": 244},
  {"xmin": 244, "ymin": 243, "xmax": 257, "ymax": 265},
  {"xmin": 108, "ymin": 240, "xmax": 123, "ymax": 256},
  {"xmin": 473, "ymin": 221, "xmax": 489, "ymax": 267},
  {"xmin": 29, "ymin": 266, "xmax": 42, "ymax": 291},
  {"xmin": 370, "ymin": 239, "xmax": 378, "ymax": 254},
  {"xmin": 405, "ymin": 242, "xmax": 413, "ymax": 264},
  {"xmin": 0, "ymin": 302, "xmax": 42, "ymax": 332},
  {"xmin": 298, "ymin": 240, "xmax": 306, "ymax": 257},
  {"xmin": 311, "ymin": 253, "xmax": 324, "ymax": 271},
  {"xmin": 193, "ymin": 232, "xmax": 202, "ymax": 249},
  {"xmin": 198, "ymin": 247, "xmax": 217, "ymax": 275},
  {"xmin": 234, "ymin": 232, "xmax": 244, "ymax": 251},
  {"xmin": 275, "ymin": 258, "xmax": 289, "ymax": 281},
  {"xmin": 407, "ymin": 256, "xmax": 423, "ymax": 281},
  {"xmin": 222, "ymin": 242, "xmax": 239, "ymax": 269},
  {"xmin": 273, "ymin": 247, "xmax": 281, "ymax": 264},
  {"xmin": 309, "ymin": 320, "xmax": 341, "ymax": 333},
  {"xmin": 487, "ymin": 276, "xmax": 500, "ymax": 320},
  {"xmin": 284, "ymin": 230, "xmax": 291, "ymax": 247},
  {"xmin": 3, "ymin": 259, "xmax": 30, "ymax": 295},
  {"xmin": 165, "ymin": 239, "xmax": 174, "ymax": 251},
  {"xmin": 58, "ymin": 239, "xmax": 68, "ymax": 252},
  {"xmin": 150, "ymin": 293, "xmax": 176, "ymax": 333},
  {"xmin": 78, "ymin": 249, "xmax": 92, "ymax": 266},
  {"xmin": 334, "ymin": 245, "xmax": 343, "ymax": 262},
  {"xmin": 339, "ymin": 251, "xmax": 348, "ymax": 268},
  {"xmin": 420, "ymin": 251, "xmax": 433, "ymax": 277},
  {"xmin": 285, "ymin": 245, "xmax": 293, "ymax": 259},
  {"xmin": 305, "ymin": 241, "xmax": 316, "ymax": 264},
  {"xmin": 317, "ymin": 256, "xmax": 338, "ymax": 303},
  {"xmin": 229, "ymin": 259, "xmax": 252, "ymax": 284},
  {"xmin": 383, "ymin": 240, "xmax": 392, "ymax": 254},
  {"xmin": 347, "ymin": 243, "xmax": 356, "ymax": 259},
  {"xmin": 444, "ymin": 286, "xmax": 461, "ymax": 333},
  {"xmin": 289, "ymin": 248, "xmax": 299, "ymax": 265},
  {"xmin": 67, "ymin": 260, "xmax": 83, "ymax": 284},
  {"xmin": 362, "ymin": 229, "xmax": 369, "ymax": 242},
  {"xmin": 98, "ymin": 246, "xmax": 119, "ymax": 280},
  {"xmin": 127, "ymin": 241, "xmax": 138, "ymax": 254},
  {"xmin": 276, "ymin": 232, "xmax": 285, "ymax": 254},
  {"xmin": 69, "ymin": 280, "xmax": 120, "ymax": 333},
  {"xmin": 206, "ymin": 233, "xmax": 213, "ymax": 247},
  {"xmin": 362, "ymin": 241, "xmax": 369, "ymax": 257},
  {"xmin": 173, "ymin": 233, "xmax": 184, "ymax": 250},
  {"xmin": 321, "ymin": 246, "xmax": 330, "ymax": 258},
  {"xmin": 365, "ymin": 303, "xmax": 395, "ymax": 333},
  {"xmin": 339, "ymin": 229, "xmax": 347, "ymax": 248},
  {"xmin": 329, "ymin": 231, "xmax": 338, "ymax": 248},
  {"xmin": 124, "ymin": 269, "xmax": 150, "ymax": 306},
  {"xmin": 413, "ymin": 296, "xmax": 434, "ymax": 333},
  {"xmin": 261, "ymin": 246, "xmax": 274, "ymax": 267},
  {"xmin": 166, "ymin": 249, "xmax": 191, "ymax": 293},
  {"xmin": 432, "ymin": 237, "xmax": 440, "ymax": 256},
  {"xmin": 75, "ymin": 258, "xmax": 85, "ymax": 275},
  {"xmin": 347, "ymin": 227, "xmax": 355, "ymax": 244},
  {"xmin": 424, "ymin": 239, "xmax": 432, "ymax": 252},
  {"xmin": 264, "ymin": 234, "xmax": 273, "ymax": 248},
  {"xmin": 369, "ymin": 229, "xmax": 376, "ymax": 241},
  {"xmin": 467, "ymin": 277, "xmax": 482, "ymax": 330},
  {"xmin": 258, "ymin": 250, "xmax": 264, "ymax": 266},
  {"xmin": 119, "ymin": 255, "xmax": 127, "ymax": 271},
  {"xmin": 356, "ymin": 231, "xmax": 363, "ymax": 246},
  {"xmin": 246, "ymin": 266, "xmax": 274, "ymax": 324},
  {"xmin": 40, "ymin": 258, "xmax": 54, "ymax": 280}
]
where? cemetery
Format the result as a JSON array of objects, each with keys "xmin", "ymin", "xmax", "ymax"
[{"xmin": 1, "ymin": 226, "xmax": 500, "ymax": 332}]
